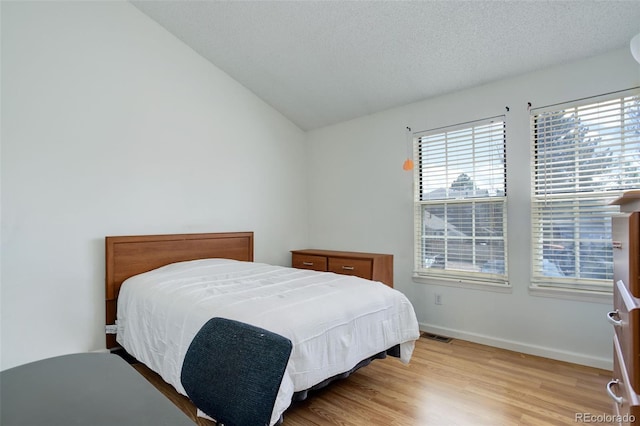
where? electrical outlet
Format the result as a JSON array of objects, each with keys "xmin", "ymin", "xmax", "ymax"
[{"xmin": 434, "ymin": 293, "xmax": 442, "ymax": 305}]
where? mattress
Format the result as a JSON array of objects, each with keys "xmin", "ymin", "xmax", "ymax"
[{"xmin": 116, "ymin": 258, "xmax": 420, "ymax": 425}]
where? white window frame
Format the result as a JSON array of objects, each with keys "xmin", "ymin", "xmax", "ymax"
[
  {"xmin": 413, "ymin": 116, "xmax": 509, "ymax": 288},
  {"xmin": 530, "ymin": 88, "xmax": 640, "ymax": 297}
]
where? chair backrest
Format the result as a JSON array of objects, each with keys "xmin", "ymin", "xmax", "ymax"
[{"xmin": 180, "ymin": 317, "xmax": 292, "ymax": 426}]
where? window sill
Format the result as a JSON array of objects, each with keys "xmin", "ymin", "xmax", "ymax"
[
  {"xmin": 528, "ymin": 285, "xmax": 612, "ymax": 304},
  {"xmin": 413, "ymin": 274, "xmax": 512, "ymax": 293}
]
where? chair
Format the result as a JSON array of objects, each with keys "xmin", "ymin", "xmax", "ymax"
[{"xmin": 180, "ymin": 317, "xmax": 293, "ymax": 426}]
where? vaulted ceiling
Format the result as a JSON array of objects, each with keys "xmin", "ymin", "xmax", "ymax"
[{"xmin": 132, "ymin": 1, "xmax": 640, "ymax": 131}]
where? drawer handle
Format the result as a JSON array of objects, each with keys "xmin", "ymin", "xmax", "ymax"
[
  {"xmin": 302, "ymin": 262, "xmax": 314, "ymax": 266},
  {"xmin": 342, "ymin": 266, "xmax": 355, "ymax": 271},
  {"xmin": 606, "ymin": 379, "xmax": 624, "ymax": 405},
  {"xmin": 606, "ymin": 310, "xmax": 622, "ymax": 327}
]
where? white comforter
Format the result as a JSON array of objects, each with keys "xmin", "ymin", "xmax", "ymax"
[{"xmin": 116, "ymin": 258, "xmax": 420, "ymax": 425}]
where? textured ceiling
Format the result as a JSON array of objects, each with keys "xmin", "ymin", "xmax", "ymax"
[{"xmin": 131, "ymin": 1, "xmax": 640, "ymax": 131}]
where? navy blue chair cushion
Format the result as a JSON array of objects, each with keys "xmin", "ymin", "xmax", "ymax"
[{"xmin": 180, "ymin": 317, "xmax": 293, "ymax": 426}]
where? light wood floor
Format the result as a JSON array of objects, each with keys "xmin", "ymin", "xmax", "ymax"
[{"xmin": 133, "ymin": 336, "xmax": 616, "ymax": 425}]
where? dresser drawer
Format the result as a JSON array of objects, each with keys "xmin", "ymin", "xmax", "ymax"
[
  {"xmin": 610, "ymin": 334, "xmax": 640, "ymax": 425},
  {"xmin": 328, "ymin": 257, "xmax": 373, "ymax": 280},
  {"xmin": 613, "ymin": 212, "xmax": 639, "ymax": 298},
  {"xmin": 291, "ymin": 249, "xmax": 393, "ymax": 287},
  {"xmin": 611, "ymin": 279, "xmax": 640, "ymax": 393},
  {"xmin": 292, "ymin": 254, "xmax": 327, "ymax": 272}
]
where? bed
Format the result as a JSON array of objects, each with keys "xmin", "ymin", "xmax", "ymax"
[{"xmin": 105, "ymin": 232, "xmax": 420, "ymax": 425}]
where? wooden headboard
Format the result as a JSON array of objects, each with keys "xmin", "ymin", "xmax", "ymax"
[{"xmin": 105, "ymin": 232, "xmax": 254, "ymax": 348}]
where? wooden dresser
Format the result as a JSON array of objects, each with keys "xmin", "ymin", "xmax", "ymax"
[
  {"xmin": 608, "ymin": 191, "xmax": 640, "ymax": 425},
  {"xmin": 291, "ymin": 249, "xmax": 393, "ymax": 287}
]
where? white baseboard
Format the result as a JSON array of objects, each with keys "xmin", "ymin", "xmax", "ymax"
[{"xmin": 419, "ymin": 322, "xmax": 613, "ymax": 371}]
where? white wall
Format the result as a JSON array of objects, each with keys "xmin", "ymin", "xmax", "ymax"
[
  {"xmin": 307, "ymin": 49, "xmax": 640, "ymax": 369},
  {"xmin": 1, "ymin": 1, "xmax": 307, "ymax": 370}
]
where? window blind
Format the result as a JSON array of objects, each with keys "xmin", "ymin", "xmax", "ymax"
[
  {"xmin": 414, "ymin": 117, "xmax": 508, "ymax": 284},
  {"xmin": 530, "ymin": 89, "xmax": 640, "ymax": 292}
]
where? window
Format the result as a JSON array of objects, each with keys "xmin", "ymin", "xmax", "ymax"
[
  {"xmin": 413, "ymin": 117, "xmax": 508, "ymax": 286},
  {"xmin": 531, "ymin": 89, "xmax": 640, "ymax": 293}
]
